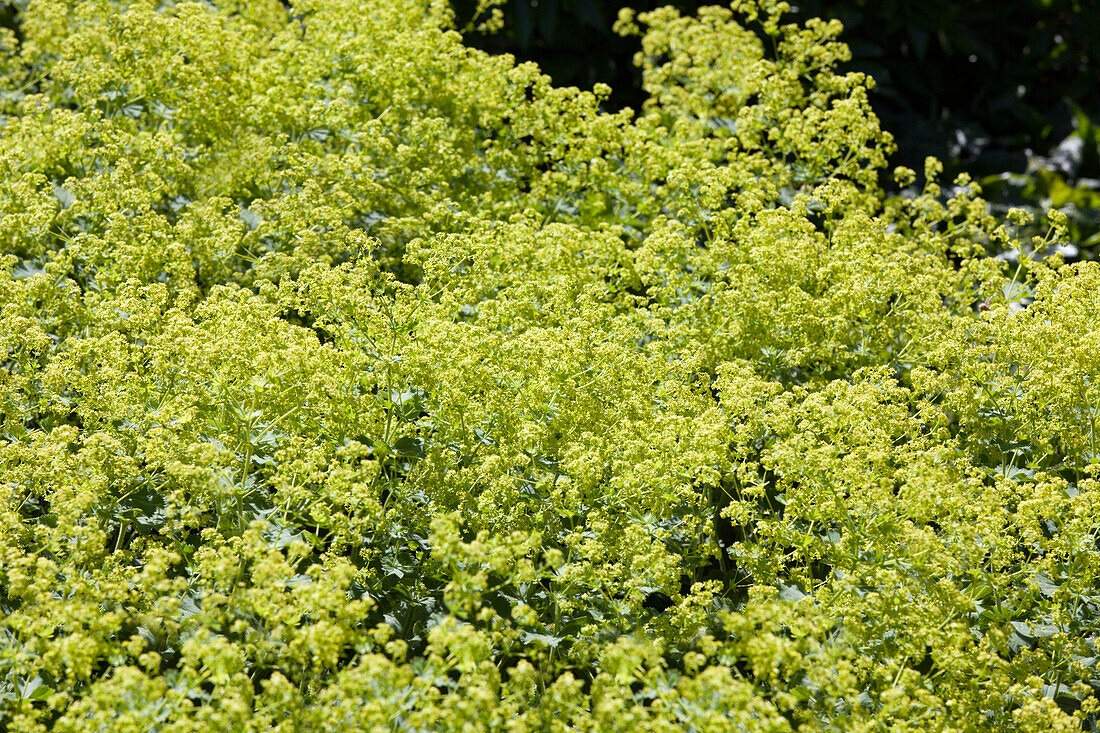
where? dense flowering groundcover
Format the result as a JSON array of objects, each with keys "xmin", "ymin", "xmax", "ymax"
[{"xmin": 1, "ymin": 0, "xmax": 1099, "ymax": 729}]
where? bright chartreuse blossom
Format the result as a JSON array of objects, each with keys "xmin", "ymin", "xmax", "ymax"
[{"xmin": 0, "ymin": 0, "xmax": 1097, "ymax": 729}]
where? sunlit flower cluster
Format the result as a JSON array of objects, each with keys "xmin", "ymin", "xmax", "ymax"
[{"xmin": 0, "ymin": 0, "xmax": 1096, "ymax": 729}]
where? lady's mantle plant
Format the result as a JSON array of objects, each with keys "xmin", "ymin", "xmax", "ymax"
[{"xmin": 0, "ymin": 0, "xmax": 1098, "ymax": 729}]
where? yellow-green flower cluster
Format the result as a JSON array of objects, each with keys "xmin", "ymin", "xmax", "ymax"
[{"xmin": 0, "ymin": 0, "xmax": 1097, "ymax": 729}]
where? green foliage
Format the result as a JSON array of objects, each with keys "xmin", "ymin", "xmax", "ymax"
[
  {"xmin": 0, "ymin": 0, "xmax": 1097, "ymax": 729},
  {"xmin": 457, "ymin": 0, "xmax": 1099, "ymax": 174}
]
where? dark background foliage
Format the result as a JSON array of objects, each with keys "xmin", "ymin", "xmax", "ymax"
[
  {"xmin": 455, "ymin": 0, "xmax": 1099, "ymax": 171},
  {"xmin": 453, "ymin": 0, "xmax": 1100, "ymax": 249}
]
